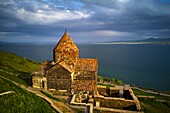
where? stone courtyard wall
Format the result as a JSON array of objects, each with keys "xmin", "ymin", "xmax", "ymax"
[
  {"xmin": 97, "ymin": 86, "xmax": 109, "ymax": 96},
  {"xmin": 94, "ymin": 96, "xmax": 136, "ymax": 110},
  {"xmin": 93, "ymin": 107, "xmax": 143, "ymax": 113},
  {"xmin": 97, "ymin": 86, "xmax": 119, "ymax": 97}
]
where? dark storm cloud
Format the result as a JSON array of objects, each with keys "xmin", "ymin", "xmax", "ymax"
[
  {"xmin": 0, "ymin": 0, "xmax": 170, "ymax": 42},
  {"xmin": 88, "ymin": 0, "xmax": 170, "ymax": 39}
]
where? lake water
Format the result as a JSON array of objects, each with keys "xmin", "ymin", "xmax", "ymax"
[{"xmin": 0, "ymin": 43, "xmax": 170, "ymax": 91}]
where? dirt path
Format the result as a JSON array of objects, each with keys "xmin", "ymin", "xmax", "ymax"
[{"xmin": 0, "ymin": 91, "xmax": 15, "ymax": 96}]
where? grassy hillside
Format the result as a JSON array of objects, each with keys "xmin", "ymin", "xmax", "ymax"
[
  {"xmin": 133, "ymin": 89, "xmax": 170, "ymax": 113},
  {"xmin": 0, "ymin": 78, "xmax": 55, "ymax": 113},
  {"xmin": 0, "ymin": 50, "xmax": 40, "ymax": 86},
  {"xmin": 0, "ymin": 50, "xmax": 55, "ymax": 113}
]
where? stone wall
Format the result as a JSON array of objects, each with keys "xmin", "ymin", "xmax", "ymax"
[
  {"xmin": 47, "ymin": 65, "xmax": 71, "ymax": 92},
  {"xmin": 123, "ymin": 89, "xmax": 133, "ymax": 100},
  {"xmin": 74, "ymin": 71, "xmax": 95, "ymax": 80},
  {"xmin": 72, "ymin": 70, "xmax": 97, "ymax": 94},
  {"xmin": 97, "ymin": 86, "xmax": 133, "ymax": 99},
  {"xmin": 72, "ymin": 58, "xmax": 98, "ymax": 95},
  {"xmin": 94, "ymin": 96, "xmax": 136, "ymax": 110},
  {"xmin": 97, "ymin": 86, "xmax": 109, "ymax": 96},
  {"xmin": 97, "ymin": 86, "xmax": 119, "ymax": 97},
  {"xmin": 96, "ymin": 88, "xmax": 141, "ymax": 111},
  {"xmin": 129, "ymin": 89, "xmax": 141, "ymax": 111},
  {"xmin": 72, "ymin": 80, "xmax": 95, "ymax": 93},
  {"xmin": 94, "ymin": 107, "xmax": 143, "ymax": 113},
  {"xmin": 32, "ymin": 76, "xmax": 47, "ymax": 90},
  {"xmin": 70, "ymin": 94, "xmax": 93, "ymax": 113},
  {"xmin": 110, "ymin": 88, "xmax": 120, "ymax": 97}
]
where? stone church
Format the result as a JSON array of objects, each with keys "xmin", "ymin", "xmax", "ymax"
[{"xmin": 32, "ymin": 31, "xmax": 98, "ymax": 95}]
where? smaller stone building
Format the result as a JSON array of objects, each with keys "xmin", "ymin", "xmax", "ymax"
[{"xmin": 32, "ymin": 31, "xmax": 98, "ymax": 95}]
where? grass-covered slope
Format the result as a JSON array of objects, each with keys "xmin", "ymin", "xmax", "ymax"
[
  {"xmin": 0, "ymin": 50, "xmax": 39, "ymax": 73},
  {"xmin": 0, "ymin": 78, "xmax": 55, "ymax": 113},
  {"xmin": 133, "ymin": 89, "xmax": 170, "ymax": 113},
  {"xmin": 0, "ymin": 50, "xmax": 55, "ymax": 113},
  {"xmin": 0, "ymin": 50, "xmax": 40, "ymax": 86}
]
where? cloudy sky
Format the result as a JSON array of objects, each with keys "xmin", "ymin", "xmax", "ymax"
[{"xmin": 0, "ymin": 0, "xmax": 170, "ymax": 43}]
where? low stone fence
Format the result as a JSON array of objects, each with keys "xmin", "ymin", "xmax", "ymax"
[
  {"xmin": 97, "ymin": 86, "xmax": 120, "ymax": 97},
  {"xmin": 70, "ymin": 94, "xmax": 93, "ymax": 113},
  {"xmin": 94, "ymin": 107, "xmax": 144, "ymax": 113},
  {"xmin": 97, "ymin": 86, "xmax": 141, "ymax": 111},
  {"xmin": 137, "ymin": 95, "xmax": 156, "ymax": 100},
  {"xmin": 98, "ymin": 86, "xmax": 132, "ymax": 98},
  {"xmin": 128, "ymin": 89, "xmax": 141, "ymax": 110},
  {"xmin": 94, "ymin": 95, "xmax": 136, "ymax": 110},
  {"xmin": 110, "ymin": 87, "xmax": 120, "ymax": 97},
  {"xmin": 0, "ymin": 91, "xmax": 15, "ymax": 96},
  {"xmin": 97, "ymin": 86, "xmax": 109, "ymax": 96}
]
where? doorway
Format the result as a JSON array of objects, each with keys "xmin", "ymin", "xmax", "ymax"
[{"xmin": 42, "ymin": 81, "xmax": 45, "ymax": 89}]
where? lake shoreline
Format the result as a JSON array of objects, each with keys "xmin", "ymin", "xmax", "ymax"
[{"xmin": 1, "ymin": 44, "xmax": 170, "ymax": 91}]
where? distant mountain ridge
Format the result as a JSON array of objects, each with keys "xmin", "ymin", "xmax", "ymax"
[
  {"xmin": 131, "ymin": 38, "xmax": 170, "ymax": 42},
  {"xmin": 95, "ymin": 38, "xmax": 170, "ymax": 44},
  {"xmin": 1, "ymin": 38, "xmax": 170, "ymax": 45}
]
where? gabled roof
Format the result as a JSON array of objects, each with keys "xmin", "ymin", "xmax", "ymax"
[
  {"xmin": 45, "ymin": 61, "xmax": 73, "ymax": 75},
  {"xmin": 75, "ymin": 58, "xmax": 98, "ymax": 72},
  {"xmin": 53, "ymin": 31, "xmax": 78, "ymax": 52},
  {"xmin": 59, "ymin": 61, "xmax": 74, "ymax": 73},
  {"xmin": 32, "ymin": 60, "xmax": 51, "ymax": 76}
]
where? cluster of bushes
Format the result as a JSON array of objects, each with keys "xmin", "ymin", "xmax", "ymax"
[{"xmin": 98, "ymin": 75, "xmax": 122, "ymax": 85}]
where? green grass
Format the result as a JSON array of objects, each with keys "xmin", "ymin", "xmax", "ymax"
[
  {"xmin": 98, "ymin": 75, "xmax": 123, "ymax": 85},
  {"xmin": 0, "ymin": 50, "xmax": 40, "ymax": 86},
  {"xmin": 0, "ymin": 51, "xmax": 55, "ymax": 112},
  {"xmin": 0, "ymin": 71, "xmax": 28, "ymax": 88},
  {"xmin": 98, "ymin": 82, "xmax": 114, "ymax": 87},
  {"xmin": 0, "ymin": 50, "xmax": 39, "ymax": 73},
  {"xmin": 0, "ymin": 78, "xmax": 55, "ymax": 113},
  {"xmin": 75, "ymin": 108, "xmax": 85, "ymax": 113},
  {"xmin": 133, "ymin": 88, "xmax": 170, "ymax": 101},
  {"xmin": 40, "ymin": 91, "xmax": 61, "ymax": 102},
  {"xmin": 139, "ymin": 99, "xmax": 170, "ymax": 113},
  {"xmin": 133, "ymin": 88, "xmax": 170, "ymax": 113}
]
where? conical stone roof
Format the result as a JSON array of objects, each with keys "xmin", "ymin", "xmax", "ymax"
[
  {"xmin": 53, "ymin": 32, "xmax": 78, "ymax": 52},
  {"xmin": 53, "ymin": 31, "xmax": 79, "ymax": 72}
]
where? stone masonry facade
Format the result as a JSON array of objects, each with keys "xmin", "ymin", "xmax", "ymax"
[{"xmin": 32, "ymin": 31, "xmax": 98, "ymax": 95}]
